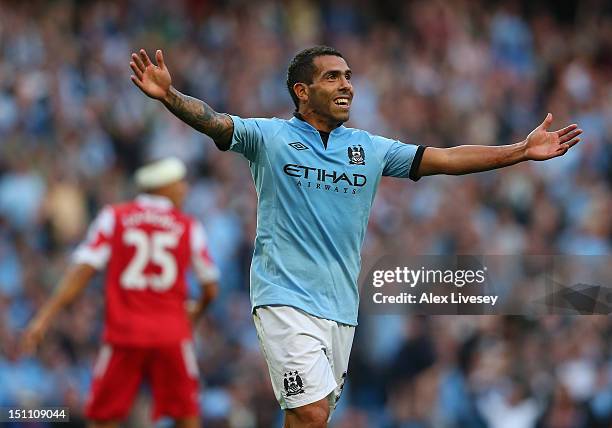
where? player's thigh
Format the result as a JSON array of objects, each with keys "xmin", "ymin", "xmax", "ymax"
[
  {"xmin": 175, "ymin": 416, "xmax": 201, "ymax": 428},
  {"xmin": 85, "ymin": 344, "xmax": 146, "ymax": 422},
  {"xmin": 88, "ymin": 422, "xmax": 120, "ymax": 428},
  {"xmin": 284, "ymin": 397, "xmax": 330, "ymax": 428},
  {"xmin": 147, "ymin": 340, "xmax": 200, "ymax": 420},
  {"xmin": 253, "ymin": 306, "xmax": 337, "ymax": 411},
  {"xmin": 327, "ymin": 322, "xmax": 355, "ymax": 409}
]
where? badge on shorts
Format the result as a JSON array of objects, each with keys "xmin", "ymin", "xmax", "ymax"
[{"xmin": 283, "ymin": 371, "xmax": 305, "ymax": 396}]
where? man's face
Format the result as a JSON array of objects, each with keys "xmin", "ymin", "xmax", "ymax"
[{"xmin": 305, "ymin": 55, "xmax": 353, "ymax": 124}]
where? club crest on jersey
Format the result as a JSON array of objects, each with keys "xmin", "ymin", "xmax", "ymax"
[
  {"xmin": 348, "ymin": 145, "xmax": 365, "ymax": 165},
  {"xmin": 283, "ymin": 371, "xmax": 305, "ymax": 396}
]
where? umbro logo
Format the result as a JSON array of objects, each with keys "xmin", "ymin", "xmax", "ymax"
[{"xmin": 289, "ymin": 142, "xmax": 309, "ymax": 151}]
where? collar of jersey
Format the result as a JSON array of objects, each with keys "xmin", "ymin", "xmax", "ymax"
[
  {"xmin": 288, "ymin": 115, "xmax": 346, "ymax": 136},
  {"xmin": 135, "ymin": 194, "xmax": 174, "ymax": 210}
]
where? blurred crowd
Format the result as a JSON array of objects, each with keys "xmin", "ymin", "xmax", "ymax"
[{"xmin": 0, "ymin": 0, "xmax": 610, "ymax": 427}]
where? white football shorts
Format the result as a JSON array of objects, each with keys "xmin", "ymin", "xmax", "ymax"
[{"xmin": 253, "ymin": 305, "xmax": 355, "ymax": 412}]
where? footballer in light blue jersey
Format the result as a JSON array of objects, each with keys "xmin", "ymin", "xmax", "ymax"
[
  {"xmin": 131, "ymin": 43, "xmax": 582, "ymax": 425},
  {"xmin": 228, "ymin": 113, "xmax": 424, "ymax": 326}
]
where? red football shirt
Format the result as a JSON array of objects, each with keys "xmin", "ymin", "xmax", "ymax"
[{"xmin": 73, "ymin": 194, "xmax": 219, "ymax": 346}]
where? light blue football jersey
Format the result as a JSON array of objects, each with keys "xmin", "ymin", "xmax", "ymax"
[{"xmin": 228, "ymin": 114, "xmax": 423, "ymax": 325}]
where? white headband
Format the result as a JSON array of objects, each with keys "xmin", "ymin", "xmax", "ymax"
[{"xmin": 134, "ymin": 157, "xmax": 187, "ymax": 190}]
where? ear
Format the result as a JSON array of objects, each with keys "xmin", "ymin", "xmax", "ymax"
[{"xmin": 293, "ymin": 82, "xmax": 309, "ymax": 104}]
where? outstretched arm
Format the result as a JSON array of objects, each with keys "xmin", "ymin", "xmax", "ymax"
[
  {"xmin": 21, "ymin": 263, "xmax": 96, "ymax": 354},
  {"xmin": 417, "ymin": 114, "xmax": 582, "ymax": 177},
  {"xmin": 130, "ymin": 49, "xmax": 233, "ymax": 150}
]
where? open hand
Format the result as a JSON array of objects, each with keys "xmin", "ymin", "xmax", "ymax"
[
  {"xmin": 130, "ymin": 49, "xmax": 172, "ymax": 100},
  {"xmin": 524, "ymin": 113, "xmax": 582, "ymax": 161}
]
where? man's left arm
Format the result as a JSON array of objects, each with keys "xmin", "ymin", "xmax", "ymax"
[
  {"xmin": 187, "ymin": 281, "xmax": 219, "ymax": 323},
  {"xmin": 417, "ymin": 114, "xmax": 582, "ymax": 177},
  {"xmin": 188, "ymin": 220, "xmax": 220, "ymax": 324}
]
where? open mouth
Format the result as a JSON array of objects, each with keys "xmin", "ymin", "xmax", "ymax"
[{"xmin": 333, "ymin": 97, "xmax": 350, "ymax": 108}]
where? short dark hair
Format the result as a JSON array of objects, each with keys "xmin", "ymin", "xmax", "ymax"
[{"xmin": 286, "ymin": 46, "xmax": 344, "ymax": 109}]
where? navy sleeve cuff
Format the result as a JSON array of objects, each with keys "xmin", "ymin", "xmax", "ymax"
[{"xmin": 408, "ymin": 145, "xmax": 426, "ymax": 181}]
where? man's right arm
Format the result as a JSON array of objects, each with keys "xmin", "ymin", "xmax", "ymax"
[
  {"xmin": 130, "ymin": 49, "xmax": 233, "ymax": 150},
  {"xmin": 21, "ymin": 263, "xmax": 96, "ymax": 354},
  {"xmin": 161, "ymin": 87, "xmax": 234, "ymax": 150},
  {"xmin": 22, "ymin": 207, "xmax": 114, "ymax": 354}
]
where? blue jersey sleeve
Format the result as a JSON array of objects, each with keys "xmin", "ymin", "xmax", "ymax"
[
  {"xmin": 228, "ymin": 115, "xmax": 265, "ymax": 162},
  {"xmin": 374, "ymin": 135, "xmax": 424, "ymax": 180}
]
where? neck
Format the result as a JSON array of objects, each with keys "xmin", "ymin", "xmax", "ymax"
[
  {"xmin": 147, "ymin": 191, "xmax": 179, "ymax": 208},
  {"xmin": 296, "ymin": 109, "xmax": 341, "ymax": 133}
]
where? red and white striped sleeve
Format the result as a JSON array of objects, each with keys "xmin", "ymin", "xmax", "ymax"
[
  {"xmin": 190, "ymin": 220, "xmax": 220, "ymax": 284},
  {"xmin": 72, "ymin": 206, "xmax": 115, "ymax": 270}
]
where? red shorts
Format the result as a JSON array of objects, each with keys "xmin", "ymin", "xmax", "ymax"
[{"xmin": 85, "ymin": 341, "xmax": 200, "ymax": 422}]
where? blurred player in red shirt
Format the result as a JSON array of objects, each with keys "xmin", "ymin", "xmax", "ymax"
[{"xmin": 22, "ymin": 157, "xmax": 219, "ymax": 428}]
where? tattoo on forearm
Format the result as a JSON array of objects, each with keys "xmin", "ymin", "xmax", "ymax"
[{"xmin": 163, "ymin": 87, "xmax": 233, "ymax": 148}]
